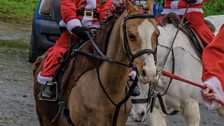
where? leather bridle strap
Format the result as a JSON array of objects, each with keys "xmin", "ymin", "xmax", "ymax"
[
  {"xmin": 131, "ymin": 98, "xmax": 150, "ymax": 104},
  {"xmin": 123, "ymin": 14, "xmax": 155, "ymax": 63}
]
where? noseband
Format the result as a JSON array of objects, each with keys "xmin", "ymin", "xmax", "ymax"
[{"xmin": 123, "ymin": 14, "xmax": 157, "ymax": 64}]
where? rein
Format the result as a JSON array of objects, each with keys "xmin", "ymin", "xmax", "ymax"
[
  {"xmin": 72, "ymin": 13, "xmax": 156, "ymax": 126},
  {"xmin": 161, "ymin": 70, "xmax": 224, "ymax": 106},
  {"xmin": 144, "ymin": 4, "xmax": 191, "ymax": 115}
]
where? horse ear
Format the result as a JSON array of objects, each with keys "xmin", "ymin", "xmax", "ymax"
[
  {"xmin": 127, "ymin": 1, "xmax": 139, "ymax": 14},
  {"xmin": 146, "ymin": 0, "xmax": 154, "ymax": 15}
]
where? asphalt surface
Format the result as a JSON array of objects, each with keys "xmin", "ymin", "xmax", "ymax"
[{"xmin": 0, "ymin": 16, "xmax": 224, "ymax": 126}]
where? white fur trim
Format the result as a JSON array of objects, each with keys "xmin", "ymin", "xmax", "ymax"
[
  {"xmin": 161, "ymin": 8, "xmax": 203, "ymax": 15},
  {"xmin": 129, "ymin": 70, "xmax": 137, "ymax": 79},
  {"xmin": 59, "ymin": 20, "xmax": 66, "ymax": 27},
  {"xmin": 82, "ymin": 17, "xmax": 93, "ymax": 27},
  {"xmin": 85, "ymin": 0, "xmax": 96, "ymax": 10},
  {"xmin": 199, "ymin": 76, "xmax": 224, "ymax": 109},
  {"xmin": 89, "ymin": 23, "xmax": 100, "ymax": 29},
  {"xmin": 37, "ymin": 72, "xmax": 53, "ymax": 85},
  {"xmin": 170, "ymin": 1, "xmax": 179, "ymax": 10},
  {"xmin": 66, "ymin": 19, "xmax": 82, "ymax": 34}
]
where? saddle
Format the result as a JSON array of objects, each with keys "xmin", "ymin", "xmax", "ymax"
[{"xmin": 160, "ymin": 12, "xmax": 215, "ymax": 58}]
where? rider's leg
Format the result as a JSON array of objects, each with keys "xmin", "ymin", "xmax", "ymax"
[
  {"xmin": 37, "ymin": 31, "xmax": 74, "ymax": 99},
  {"xmin": 185, "ymin": 12, "xmax": 215, "ymax": 45}
]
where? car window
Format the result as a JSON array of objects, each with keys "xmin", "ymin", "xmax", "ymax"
[{"xmin": 39, "ymin": 0, "xmax": 53, "ymax": 16}]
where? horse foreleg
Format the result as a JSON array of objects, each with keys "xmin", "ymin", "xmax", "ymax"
[
  {"xmin": 149, "ymin": 107, "xmax": 167, "ymax": 126},
  {"xmin": 181, "ymin": 99, "xmax": 200, "ymax": 126},
  {"xmin": 217, "ymin": 106, "xmax": 224, "ymax": 117}
]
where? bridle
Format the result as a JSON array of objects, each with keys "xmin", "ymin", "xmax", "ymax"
[
  {"xmin": 123, "ymin": 13, "xmax": 157, "ymax": 64},
  {"xmin": 51, "ymin": 13, "xmax": 158, "ymax": 126},
  {"xmin": 77, "ymin": 13, "xmax": 157, "ymax": 126}
]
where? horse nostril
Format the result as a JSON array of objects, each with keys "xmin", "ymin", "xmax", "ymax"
[
  {"xmin": 142, "ymin": 70, "xmax": 146, "ymax": 77},
  {"xmin": 140, "ymin": 111, "xmax": 145, "ymax": 117}
]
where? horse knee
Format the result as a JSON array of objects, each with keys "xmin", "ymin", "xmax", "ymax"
[
  {"xmin": 149, "ymin": 107, "xmax": 167, "ymax": 126},
  {"xmin": 182, "ymin": 99, "xmax": 200, "ymax": 126},
  {"xmin": 217, "ymin": 106, "xmax": 224, "ymax": 117}
]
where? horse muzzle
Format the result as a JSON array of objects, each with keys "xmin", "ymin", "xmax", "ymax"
[{"xmin": 138, "ymin": 70, "xmax": 156, "ymax": 84}]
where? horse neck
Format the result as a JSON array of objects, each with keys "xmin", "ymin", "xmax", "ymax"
[
  {"xmin": 157, "ymin": 25, "xmax": 202, "ymax": 97},
  {"xmin": 99, "ymin": 13, "xmax": 130, "ymax": 100}
]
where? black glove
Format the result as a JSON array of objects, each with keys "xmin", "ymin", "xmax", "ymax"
[
  {"xmin": 71, "ymin": 26, "xmax": 90, "ymax": 40},
  {"xmin": 185, "ymin": 0, "xmax": 197, "ymax": 4}
]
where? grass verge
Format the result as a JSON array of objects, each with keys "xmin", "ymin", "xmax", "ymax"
[
  {"xmin": 0, "ymin": 0, "xmax": 39, "ymax": 24},
  {"xmin": 0, "ymin": 40, "xmax": 28, "ymax": 49}
]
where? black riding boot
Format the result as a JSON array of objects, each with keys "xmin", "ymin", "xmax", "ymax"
[
  {"xmin": 40, "ymin": 85, "xmax": 54, "ymax": 98},
  {"xmin": 39, "ymin": 82, "xmax": 56, "ymax": 101}
]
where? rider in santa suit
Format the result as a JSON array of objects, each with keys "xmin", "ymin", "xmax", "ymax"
[
  {"xmin": 37, "ymin": 0, "xmax": 113, "ymax": 99},
  {"xmin": 201, "ymin": 24, "xmax": 224, "ymax": 109},
  {"xmin": 158, "ymin": 0, "xmax": 215, "ymax": 45}
]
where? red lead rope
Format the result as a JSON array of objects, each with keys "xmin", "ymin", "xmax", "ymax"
[{"xmin": 161, "ymin": 70, "xmax": 224, "ymax": 106}]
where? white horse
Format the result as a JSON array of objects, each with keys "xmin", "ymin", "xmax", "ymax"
[{"xmin": 129, "ymin": 15, "xmax": 224, "ymax": 126}]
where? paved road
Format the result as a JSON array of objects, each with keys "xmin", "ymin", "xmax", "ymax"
[{"xmin": 0, "ymin": 16, "xmax": 224, "ymax": 126}]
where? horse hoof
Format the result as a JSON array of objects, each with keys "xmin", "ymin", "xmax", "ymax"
[{"xmin": 217, "ymin": 106, "xmax": 224, "ymax": 117}]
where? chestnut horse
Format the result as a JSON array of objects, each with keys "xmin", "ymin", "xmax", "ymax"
[{"xmin": 33, "ymin": 2, "xmax": 159, "ymax": 126}]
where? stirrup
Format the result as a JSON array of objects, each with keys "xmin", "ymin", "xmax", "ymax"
[{"xmin": 38, "ymin": 81, "xmax": 59, "ymax": 102}]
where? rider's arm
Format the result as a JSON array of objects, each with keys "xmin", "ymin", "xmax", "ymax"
[
  {"xmin": 61, "ymin": 0, "xmax": 82, "ymax": 33},
  {"xmin": 201, "ymin": 24, "xmax": 224, "ymax": 109}
]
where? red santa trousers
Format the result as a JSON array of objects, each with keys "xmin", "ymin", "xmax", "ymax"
[
  {"xmin": 157, "ymin": 12, "xmax": 215, "ymax": 45},
  {"xmin": 40, "ymin": 32, "xmax": 76, "ymax": 77},
  {"xmin": 185, "ymin": 12, "xmax": 215, "ymax": 45}
]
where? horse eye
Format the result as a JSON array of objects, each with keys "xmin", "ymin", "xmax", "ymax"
[{"xmin": 128, "ymin": 34, "xmax": 136, "ymax": 41}]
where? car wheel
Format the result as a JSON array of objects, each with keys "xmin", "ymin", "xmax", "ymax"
[{"xmin": 28, "ymin": 28, "xmax": 44, "ymax": 63}]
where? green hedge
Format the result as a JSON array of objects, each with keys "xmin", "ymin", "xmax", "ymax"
[{"xmin": 204, "ymin": 0, "xmax": 224, "ymax": 16}]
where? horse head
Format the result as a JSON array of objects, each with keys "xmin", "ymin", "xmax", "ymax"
[{"xmin": 124, "ymin": 1, "xmax": 159, "ymax": 84}]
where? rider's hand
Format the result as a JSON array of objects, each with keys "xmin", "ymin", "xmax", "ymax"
[
  {"xmin": 72, "ymin": 26, "xmax": 90, "ymax": 40},
  {"xmin": 202, "ymin": 87, "xmax": 216, "ymax": 100},
  {"xmin": 185, "ymin": 0, "xmax": 197, "ymax": 4}
]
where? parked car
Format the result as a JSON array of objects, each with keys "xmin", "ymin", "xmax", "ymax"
[{"xmin": 29, "ymin": 0, "xmax": 61, "ymax": 62}]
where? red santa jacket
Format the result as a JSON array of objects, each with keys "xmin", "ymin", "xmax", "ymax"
[
  {"xmin": 59, "ymin": 0, "xmax": 112, "ymax": 33},
  {"xmin": 161, "ymin": 0, "xmax": 209, "ymax": 15},
  {"xmin": 201, "ymin": 24, "xmax": 224, "ymax": 107}
]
